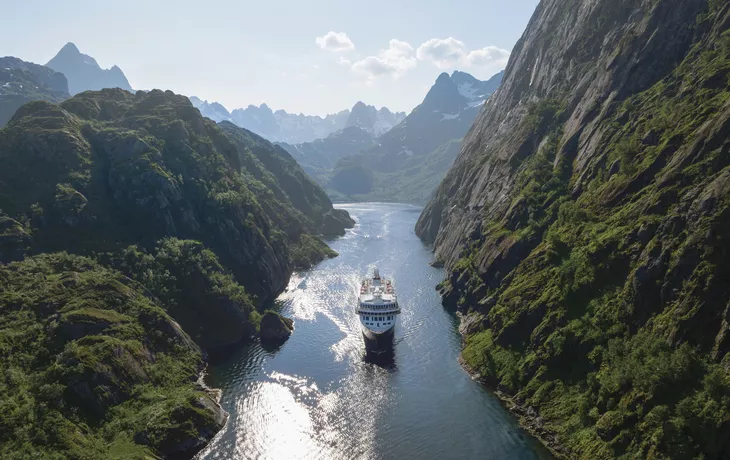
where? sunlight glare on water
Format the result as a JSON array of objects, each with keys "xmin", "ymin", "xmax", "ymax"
[{"xmin": 196, "ymin": 203, "xmax": 551, "ymax": 460}]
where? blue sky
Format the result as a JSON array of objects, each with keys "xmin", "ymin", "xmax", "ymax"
[{"xmin": 1, "ymin": 0, "xmax": 539, "ymax": 115}]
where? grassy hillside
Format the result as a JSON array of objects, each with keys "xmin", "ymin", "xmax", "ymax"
[
  {"xmin": 0, "ymin": 253, "xmax": 225, "ymax": 459},
  {"xmin": 0, "ymin": 89, "xmax": 353, "ymax": 457},
  {"xmin": 420, "ymin": 0, "xmax": 730, "ymax": 457}
]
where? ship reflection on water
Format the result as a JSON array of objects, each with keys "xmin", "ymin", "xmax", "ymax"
[{"xmin": 362, "ymin": 347, "xmax": 396, "ymax": 369}]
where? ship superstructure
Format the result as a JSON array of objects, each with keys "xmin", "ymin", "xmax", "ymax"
[{"xmin": 356, "ymin": 268, "xmax": 400, "ymax": 353}]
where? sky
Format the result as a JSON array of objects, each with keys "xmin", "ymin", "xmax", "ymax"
[{"xmin": 1, "ymin": 0, "xmax": 539, "ymax": 116}]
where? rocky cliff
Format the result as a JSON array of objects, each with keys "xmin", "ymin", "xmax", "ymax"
[
  {"xmin": 417, "ymin": 0, "xmax": 730, "ymax": 457},
  {"xmin": 0, "ymin": 89, "xmax": 353, "ymax": 457},
  {"xmin": 0, "ymin": 89, "xmax": 351, "ymax": 302}
]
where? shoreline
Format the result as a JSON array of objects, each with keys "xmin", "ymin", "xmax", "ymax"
[{"xmin": 455, "ymin": 316, "xmax": 570, "ymax": 459}]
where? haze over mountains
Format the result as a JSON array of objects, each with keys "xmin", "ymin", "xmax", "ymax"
[
  {"xmin": 5, "ymin": 1, "xmax": 730, "ymax": 458},
  {"xmin": 45, "ymin": 42, "xmax": 132, "ymax": 95},
  {"xmin": 0, "ymin": 57, "xmax": 69, "ymax": 126},
  {"xmin": 189, "ymin": 97, "xmax": 406, "ymax": 144},
  {"xmin": 282, "ymin": 70, "xmax": 505, "ymax": 202},
  {"xmin": 0, "ymin": 41, "xmax": 502, "ymax": 205}
]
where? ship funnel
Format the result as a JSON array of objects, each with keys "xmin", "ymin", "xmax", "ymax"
[{"xmin": 373, "ymin": 268, "xmax": 380, "ymax": 279}]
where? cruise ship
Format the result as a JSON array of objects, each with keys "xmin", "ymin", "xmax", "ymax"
[{"xmin": 356, "ymin": 268, "xmax": 401, "ymax": 354}]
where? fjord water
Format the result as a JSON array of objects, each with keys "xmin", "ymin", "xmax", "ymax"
[{"xmin": 197, "ymin": 203, "xmax": 550, "ymax": 460}]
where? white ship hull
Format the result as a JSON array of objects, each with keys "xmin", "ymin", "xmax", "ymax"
[{"xmin": 357, "ymin": 268, "xmax": 400, "ymax": 354}]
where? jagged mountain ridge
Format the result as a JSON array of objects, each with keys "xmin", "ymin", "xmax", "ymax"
[
  {"xmin": 189, "ymin": 97, "xmax": 404, "ymax": 144},
  {"xmin": 365, "ymin": 70, "xmax": 502, "ymax": 167},
  {"xmin": 0, "ymin": 56, "xmax": 70, "ymax": 127},
  {"xmin": 344, "ymin": 101, "xmax": 406, "ymax": 137},
  {"xmin": 417, "ymin": 0, "xmax": 730, "ymax": 457},
  {"xmin": 189, "ymin": 96, "xmax": 232, "ymax": 122},
  {"xmin": 46, "ymin": 42, "xmax": 132, "ymax": 95}
]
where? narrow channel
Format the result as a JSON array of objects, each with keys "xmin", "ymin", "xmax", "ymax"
[{"xmin": 197, "ymin": 203, "xmax": 551, "ymax": 459}]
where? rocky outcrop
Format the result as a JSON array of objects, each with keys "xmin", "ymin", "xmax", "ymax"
[
  {"xmin": 321, "ymin": 208, "xmax": 356, "ymax": 236},
  {"xmin": 259, "ymin": 311, "xmax": 294, "ymax": 342},
  {"xmin": 0, "ymin": 214, "xmax": 31, "ymax": 262},
  {"xmin": 418, "ymin": 0, "xmax": 730, "ymax": 457}
]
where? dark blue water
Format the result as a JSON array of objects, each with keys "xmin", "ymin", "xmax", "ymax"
[{"xmin": 197, "ymin": 203, "xmax": 551, "ymax": 460}]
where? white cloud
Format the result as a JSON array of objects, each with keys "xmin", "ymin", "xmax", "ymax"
[
  {"xmin": 465, "ymin": 46, "xmax": 510, "ymax": 69},
  {"xmin": 337, "ymin": 56, "xmax": 352, "ymax": 66},
  {"xmin": 416, "ymin": 37, "xmax": 467, "ymax": 69},
  {"xmin": 416, "ymin": 37, "xmax": 510, "ymax": 75},
  {"xmin": 315, "ymin": 31, "xmax": 355, "ymax": 52},
  {"xmin": 350, "ymin": 39, "xmax": 417, "ymax": 80}
]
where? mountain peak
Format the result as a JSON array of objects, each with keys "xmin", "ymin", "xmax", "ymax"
[
  {"xmin": 344, "ymin": 101, "xmax": 405, "ymax": 137},
  {"xmin": 59, "ymin": 42, "xmax": 80, "ymax": 55},
  {"xmin": 46, "ymin": 43, "xmax": 132, "ymax": 95},
  {"xmin": 435, "ymin": 72, "xmax": 452, "ymax": 84},
  {"xmin": 450, "ymin": 70, "xmax": 479, "ymax": 84}
]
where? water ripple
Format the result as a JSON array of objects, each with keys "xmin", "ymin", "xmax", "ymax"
[{"xmin": 197, "ymin": 203, "xmax": 551, "ymax": 460}]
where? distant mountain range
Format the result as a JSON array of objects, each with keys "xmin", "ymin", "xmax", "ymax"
[
  {"xmin": 281, "ymin": 70, "xmax": 504, "ymax": 203},
  {"xmin": 46, "ymin": 42, "xmax": 132, "ymax": 95},
  {"xmin": 344, "ymin": 102, "xmax": 406, "ymax": 137},
  {"xmin": 189, "ymin": 97, "xmax": 405, "ymax": 145},
  {"xmin": 0, "ymin": 57, "xmax": 70, "ymax": 127},
  {"xmin": 2, "ymin": 43, "xmax": 134, "ymax": 127},
  {"xmin": 1, "ymin": 43, "xmax": 502, "ymax": 204}
]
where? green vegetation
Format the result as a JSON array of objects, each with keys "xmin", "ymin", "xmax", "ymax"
[
  {"xmin": 0, "ymin": 57, "xmax": 69, "ymax": 127},
  {"xmin": 445, "ymin": 5, "xmax": 730, "ymax": 458},
  {"xmin": 327, "ymin": 139, "xmax": 462, "ymax": 203},
  {"xmin": 0, "ymin": 89, "xmax": 353, "ymax": 457},
  {"xmin": 0, "ymin": 253, "xmax": 218, "ymax": 459}
]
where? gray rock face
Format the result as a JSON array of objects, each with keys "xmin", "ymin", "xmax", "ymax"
[
  {"xmin": 416, "ymin": 0, "xmax": 706, "ymax": 267},
  {"xmin": 46, "ymin": 42, "xmax": 133, "ymax": 95},
  {"xmin": 415, "ymin": 1, "xmax": 730, "ymax": 455}
]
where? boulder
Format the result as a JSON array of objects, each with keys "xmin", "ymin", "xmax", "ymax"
[{"xmin": 260, "ymin": 311, "xmax": 294, "ymax": 342}]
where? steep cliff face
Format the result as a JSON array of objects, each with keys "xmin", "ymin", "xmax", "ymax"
[
  {"xmin": 418, "ymin": 0, "xmax": 730, "ymax": 457},
  {"xmin": 0, "ymin": 88, "xmax": 354, "ymax": 458},
  {"xmin": 0, "ymin": 89, "xmax": 351, "ymax": 304}
]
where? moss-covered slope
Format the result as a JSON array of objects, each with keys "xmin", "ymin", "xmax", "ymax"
[
  {"xmin": 0, "ymin": 89, "xmax": 353, "ymax": 458},
  {"xmin": 418, "ymin": 0, "xmax": 730, "ymax": 457},
  {"xmin": 0, "ymin": 88, "xmax": 352, "ymax": 301},
  {"xmin": 0, "ymin": 252, "xmax": 226, "ymax": 459}
]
